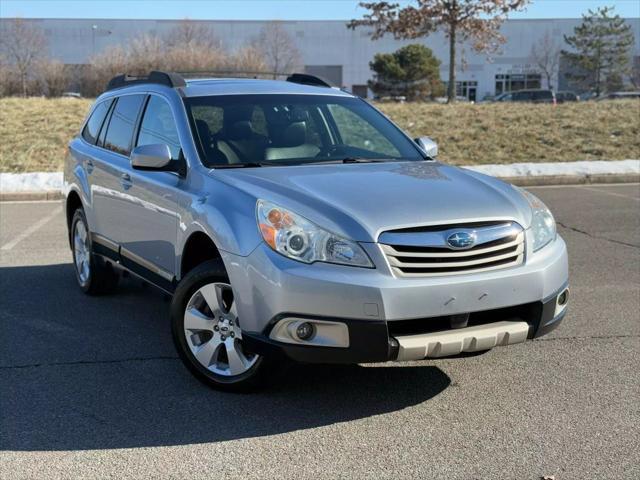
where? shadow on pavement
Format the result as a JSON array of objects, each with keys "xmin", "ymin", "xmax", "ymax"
[{"xmin": 0, "ymin": 264, "xmax": 451, "ymax": 451}]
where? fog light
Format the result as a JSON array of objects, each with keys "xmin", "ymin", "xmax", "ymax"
[
  {"xmin": 296, "ymin": 322, "xmax": 315, "ymax": 340},
  {"xmin": 558, "ymin": 289, "xmax": 569, "ymax": 306}
]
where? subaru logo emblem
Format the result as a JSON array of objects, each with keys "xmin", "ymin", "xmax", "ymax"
[{"xmin": 446, "ymin": 231, "xmax": 476, "ymax": 250}]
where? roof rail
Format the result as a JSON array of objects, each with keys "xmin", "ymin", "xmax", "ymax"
[
  {"xmin": 286, "ymin": 73, "xmax": 332, "ymax": 88},
  {"xmin": 105, "ymin": 71, "xmax": 186, "ymax": 91}
]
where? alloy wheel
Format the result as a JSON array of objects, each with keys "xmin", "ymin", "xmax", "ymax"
[
  {"xmin": 183, "ymin": 282, "xmax": 259, "ymax": 376},
  {"xmin": 73, "ymin": 219, "xmax": 90, "ymax": 285}
]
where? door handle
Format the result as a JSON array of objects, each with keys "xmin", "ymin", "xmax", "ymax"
[
  {"xmin": 120, "ymin": 173, "xmax": 132, "ymax": 189},
  {"xmin": 86, "ymin": 160, "xmax": 94, "ymax": 174}
]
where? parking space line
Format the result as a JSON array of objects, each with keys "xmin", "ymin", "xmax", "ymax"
[
  {"xmin": 580, "ymin": 186, "xmax": 640, "ymax": 201},
  {"xmin": 1, "ymin": 206, "xmax": 63, "ymax": 251}
]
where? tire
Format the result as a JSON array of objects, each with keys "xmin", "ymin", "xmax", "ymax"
[
  {"xmin": 70, "ymin": 208, "xmax": 119, "ymax": 295},
  {"xmin": 171, "ymin": 259, "xmax": 274, "ymax": 392}
]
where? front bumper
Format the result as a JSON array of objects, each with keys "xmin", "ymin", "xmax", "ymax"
[{"xmin": 225, "ymin": 235, "xmax": 569, "ymax": 363}]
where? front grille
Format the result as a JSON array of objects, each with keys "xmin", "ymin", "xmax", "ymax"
[{"xmin": 380, "ymin": 221, "xmax": 525, "ymax": 278}]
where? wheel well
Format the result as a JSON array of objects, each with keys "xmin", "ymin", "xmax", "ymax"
[
  {"xmin": 66, "ymin": 191, "xmax": 82, "ymax": 245},
  {"xmin": 181, "ymin": 232, "xmax": 221, "ymax": 279}
]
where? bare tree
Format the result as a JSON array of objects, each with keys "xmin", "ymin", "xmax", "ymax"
[
  {"xmin": 256, "ymin": 22, "xmax": 302, "ymax": 78},
  {"xmin": 0, "ymin": 18, "xmax": 47, "ymax": 96},
  {"xmin": 349, "ymin": 0, "xmax": 530, "ymax": 103},
  {"xmin": 530, "ymin": 30, "xmax": 561, "ymax": 89},
  {"xmin": 165, "ymin": 19, "xmax": 222, "ymax": 51},
  {"xmin": 35, "ymin": 59, "xmax": 70, "ymax": 97},
  {"xmin": 228, "ymin": 45, "xmax": 268, "ymax": 75}
]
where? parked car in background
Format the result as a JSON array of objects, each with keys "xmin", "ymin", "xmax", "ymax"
[
  {"xmin": 555, "ymin": 91, "xmax": 580, "ymax": 103},
  {"xmin": 63, "ymin": 71, "xmax": 569, "ymax": 391},
  {"xmin": 494, "ymin": 89, "xmax": 556, "ymax": 104},
  {"xmin": 597, "ymin": 91, "xmax": 640, "ymax": 101}
]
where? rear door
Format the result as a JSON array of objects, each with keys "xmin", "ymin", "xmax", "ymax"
[
  {"xmin": 90, "ymin": 94, "xmax": 146, "ymax": 254},
  {"xmin": 73, "ymin": 98, "xmax": 114, "ymax": 233}
]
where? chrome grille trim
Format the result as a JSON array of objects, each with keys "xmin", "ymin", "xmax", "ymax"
[{"xmin": 380, "ymin": 222, "xmax": 525, "ymax": 278}]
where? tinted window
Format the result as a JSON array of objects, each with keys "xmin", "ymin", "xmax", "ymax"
[
  {"xmin": 82, "ymin": 99, "xmax": 113, "ymax": 144},
  {"xmin": 513, "ymin": 91, "xmax": 532, "ymax": 101},
  {"xmin": 104, "ymin": 95, "xmax": 145, "ymax": 156},
  {"xmin": 533, "ymin": 91, "xmax": 553, "ymax": 100},
  {"xmin": 137, "ymin": 96, "xmax": 181, "ymax": 160}
]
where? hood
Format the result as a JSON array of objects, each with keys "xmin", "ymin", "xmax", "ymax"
[{"xmin": 212, "ymin": 161, "xmax": 532, "ymax": 242}]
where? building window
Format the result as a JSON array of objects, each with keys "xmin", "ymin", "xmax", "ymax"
[
  {"xmin": 443, "ymin": 81, "xmax": 478, "ymax": 101},
  {"xmin": 495, "ymin": 74, "xmax": 541, "ymax": 95}
]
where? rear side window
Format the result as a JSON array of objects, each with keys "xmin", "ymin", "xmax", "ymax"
[
  {"xmin": 533, "ymin": 91, "xmax": 553, "ymax": 101},
  {"xmin": 137, "ymin": 96, "xmax": 181, "ymax": 160},
  {"xmin": 82, "ymin": 99, "xmax": 113, "ymax": 144},
  {"xmin": 513, "ymin": 91, "xmax": 532, "ymax": 101},
  {"xmin": 103, "ymin": 94, "xmax": 145, "ymax": 156}
]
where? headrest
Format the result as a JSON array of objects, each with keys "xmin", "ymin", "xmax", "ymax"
[
  {"xmin": 281, "ymin": 122, "xmax": 307, "ymax": 147},
  {"xmin": 228, "ymin": 120, "xmax": 254, "ymax": 141},
  {"xmin": 195, "ymin": 119, "xmax": 211, "ymax": 137}
]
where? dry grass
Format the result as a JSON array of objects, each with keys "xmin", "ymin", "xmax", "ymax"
[
  {"xmin": 1, "ymin": 97, "xmax": 93, "ymax": 173},
  {"xmin": 0, "ymin": 97, "xmax": 638, "ymax": 173},
  {"xmin": 379, "ymin": 100, "xmax": 640, "ymax": 164}
]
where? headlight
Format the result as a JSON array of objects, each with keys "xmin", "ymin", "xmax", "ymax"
[
  {"xmin": 256, "ymin": 200, "xmax": 373, "ymax": 267},
  {"xmin": 520, "ymin": 189, "xmax": 556, "ymax": 251}
]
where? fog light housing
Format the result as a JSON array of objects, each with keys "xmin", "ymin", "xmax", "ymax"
[
  {"xmin": 296, "ymin": 322, "xmax": 315, "ymax": 340},
  {"xmin": 558, "ymin": 290, "xmax": 569, "ymax": 306}
]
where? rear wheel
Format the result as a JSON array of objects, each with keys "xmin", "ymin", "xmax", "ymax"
[
  {"xmin": 171, "ymin": 259, "xmax": 273, "ymax": 392},
  {"xmin": 71, "ymin": 208, "xmax": 118, "ymax": 294}
]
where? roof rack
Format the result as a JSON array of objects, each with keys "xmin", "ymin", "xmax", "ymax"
[
  {"xmin": 286, "ymin": 73, "xmax": 332, "ymax": 88},
  {"xmin": 105, "ymin": 71, "xmax": 186, "ymax": 91}
]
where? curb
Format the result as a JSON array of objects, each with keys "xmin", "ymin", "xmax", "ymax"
[
  {"xmin": 0, "ymin": 191, "xmax": 64, "ymax": 201},
  {"xmin": 1, "ymin": 173, "xmax": 638, "ymax": 201},
  {"xmin": 502, "ymin": 173, "xmax": 640, "ymax": 187}
]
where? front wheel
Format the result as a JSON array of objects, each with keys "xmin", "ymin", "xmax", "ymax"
[{"xmin": 171, "ymin": 259, "xmax": 273, "ymax": 392}]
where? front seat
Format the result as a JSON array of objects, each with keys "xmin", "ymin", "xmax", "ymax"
[
  {"xmin": 217, "ymin": 120, "xmax": 268, "ymax": 164},
  {"xmin": 265, "ymin": 122, "xmax": 320, "ymax": 161}
]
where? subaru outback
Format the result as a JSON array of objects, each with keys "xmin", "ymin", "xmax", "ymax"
[{"xmin": 64, "ymin": 71, "xmax": 569, "ymax": 391}]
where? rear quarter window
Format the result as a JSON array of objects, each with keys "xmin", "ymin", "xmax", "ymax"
[{"xmin": 82, "ymin": 99, "xmax": 113, "ymax": 144}]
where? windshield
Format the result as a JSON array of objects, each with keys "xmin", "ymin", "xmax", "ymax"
[{"xmin": 183, "ymin": 94, "xmax": 425, "ymax": 167}]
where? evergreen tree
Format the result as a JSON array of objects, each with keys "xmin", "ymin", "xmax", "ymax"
[
  {"xmin": 369, "ymin": 44, "xmax": 443, "ymax": 100},
  {"xmin": 563, "ymin": 6, "xmax": 635, "ymax": 96}
]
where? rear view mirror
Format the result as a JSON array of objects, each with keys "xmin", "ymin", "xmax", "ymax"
[
  {"xmin": 131, "ymin": 144, "xmax": 172, "ymax": 170},
  {"xmin": 415, "ymin": 137, "xmax": 438, "ymax": 158}
]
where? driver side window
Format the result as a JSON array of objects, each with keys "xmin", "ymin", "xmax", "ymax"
[{"xmin": 137, "ymin": 96, "xmax": 181, "ymax": 160}]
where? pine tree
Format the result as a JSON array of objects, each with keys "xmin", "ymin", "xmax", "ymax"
[{"xmin": 563, "ymin": 6, "xmax": 635, "ymax": 96}]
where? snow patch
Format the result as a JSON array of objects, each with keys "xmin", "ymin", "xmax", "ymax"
[
  {"xmin": 1, "ymin": 160, "xmax": 638, "ymax": 193},
  {"xmin": 0, "ymin": 172, "xmax": 63, "ymax": 193},
  {"xmin": 465, "ymin": 159, "xmax": 640, "ymax": 177}
]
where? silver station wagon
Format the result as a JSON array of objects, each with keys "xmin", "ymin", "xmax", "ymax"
[{"xmin": 64, "ymin": 71, "xmax": 569, "ymax": 391}]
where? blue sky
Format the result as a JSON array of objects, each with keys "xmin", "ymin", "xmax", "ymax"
[{"xmin": 1, "ymin": 0, "xmax": 639, "ymax": 20}]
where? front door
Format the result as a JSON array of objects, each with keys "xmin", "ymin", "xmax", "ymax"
[{"xmin": 117, "ymin": 94, "xmax": 182, "ymax": 284}]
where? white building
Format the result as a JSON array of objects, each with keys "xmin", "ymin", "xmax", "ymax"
[{"xmin": 6, "ymin": 17, "xmax": 640, "ymax": 99}]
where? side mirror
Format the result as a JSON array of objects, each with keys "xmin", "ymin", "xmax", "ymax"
[
  {"xmin": 131, "ymin": 144, "xmax": 172, "ymax": 170},
  {"xmin": 415, "ymin": 137, "xmax": 438, "ymax": 158}
]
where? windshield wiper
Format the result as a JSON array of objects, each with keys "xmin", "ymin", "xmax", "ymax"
[
  {"xmin": 213, "ymin": 161, "xmax": 285, "ymax": 169},
  {"xmin": 340, "ymin": 157, "xmax": 399, "ymax": 163}
]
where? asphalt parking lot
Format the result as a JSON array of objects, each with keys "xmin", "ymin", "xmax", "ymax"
[{"xmin": 0, "ymin": 183, "xmax": 639, "ymax": 479}]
